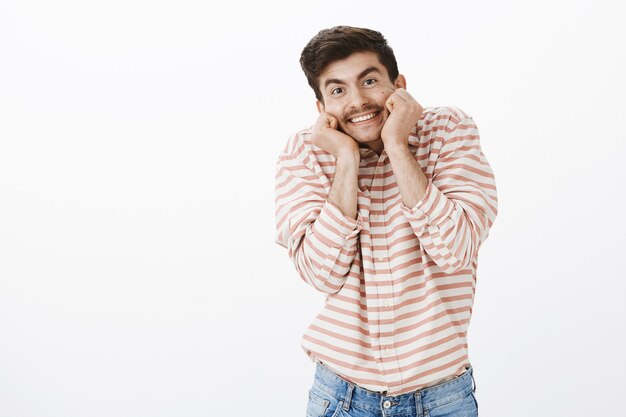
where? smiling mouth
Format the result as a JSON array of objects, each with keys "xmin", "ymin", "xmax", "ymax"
[{"xmin": 348, "ymin": 111, "xmax": 380, "ymax": 124}]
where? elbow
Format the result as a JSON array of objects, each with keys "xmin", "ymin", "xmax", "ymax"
[
  {"xmin": 432, "ymin": 231, "xmax": 479, "ymax": 273},
  {"xmin": 293, "ymin": 251, "xmax": 348, "ymax": 294},
  {"xmin": 432, "ymin": 250, "xmax": 474, "ymax": 274},
  {"xmin": 313, "ymin": 276, "xmax": 346, "ymax": 294},
  {"xmin": 445, "ymin": 251, "xmax": 474, "ymax": 273}
]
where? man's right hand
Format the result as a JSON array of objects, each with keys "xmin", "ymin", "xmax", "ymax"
[{"xmin": 310, "ymin": 112, "xmax": 359, "ymax": 159}]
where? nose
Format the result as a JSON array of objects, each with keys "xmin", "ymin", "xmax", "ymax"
[{"xmin": 347, "ymin": 88, "xmax": 369, "ymax": 112}]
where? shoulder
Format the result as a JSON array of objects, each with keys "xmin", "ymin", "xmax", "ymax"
[
  {"xmin": 277, "ymin": 125, "xmax": 319, "ymax": 168},
  {"xmin": 418, "ymin": 106, "xmax": 477, "ymax": 138},
  {"xmin": 421, "ymin": 106, "xmax": 473, "ymax": 126}
]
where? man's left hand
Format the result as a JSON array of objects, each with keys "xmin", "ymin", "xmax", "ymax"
[{"xmin": 380, "ymin": 88, "xmax": 423, "ymax": 149}]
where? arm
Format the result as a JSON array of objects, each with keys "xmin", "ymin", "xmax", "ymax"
[
  {"xmin": 384, "ymin": 145, "xmax": 429, "ymax": 209},
  {"xmin": 275, "ymin": 133, "xmax": 363, "ymax": 294},
  {"xmin": 390, "ymin": 113, "xmax": 498, "ymax": 273},
  {"xmin": 327, "ymin": 151, "xmax": 360, "ymax": 220}
]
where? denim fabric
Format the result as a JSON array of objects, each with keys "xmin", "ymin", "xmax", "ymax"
[{"xmin": 306, "ymin": 362, "xmax": 478, "ymax": 417}]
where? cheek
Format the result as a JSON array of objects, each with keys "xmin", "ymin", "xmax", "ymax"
[
  {"xmin": 322, "ymin": 99, "xmax": 338, "ymax": 117},
  {"xmin": 379, "ymin": 89, "xmax": 392, "ymax": 101},
  {"xmin": 365, "ymin": 88, "xmax": 391, "ymax": 108},
  {"xmin": 322, "ymin": 102, "xmax": 343, "ymax": 118}
]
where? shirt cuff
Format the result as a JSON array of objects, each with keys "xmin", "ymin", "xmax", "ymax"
[
  {"xmin": 314, "ymin": 199, "xmax": 363, "ymax": 248},
  {"xmin": 399, "ymin": 181, "xmax": 455, "ymax": 234}
]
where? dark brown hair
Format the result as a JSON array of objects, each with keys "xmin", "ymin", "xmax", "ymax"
[{"xmin": 300, "ymin": 26, "xmax": 399, "ymax": 102}]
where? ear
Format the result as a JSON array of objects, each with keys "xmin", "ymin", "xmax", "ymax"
[
  {"xmin": 394, "ymin": 74, "xmax": 407, "ymax": 89},
  {"xmin": 316, "ymin": 99, "xmax": 324, "ymax": 114}
]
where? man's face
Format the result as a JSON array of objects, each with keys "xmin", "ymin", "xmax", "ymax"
[{"xmin": 316, "ymin": 51, "xmax": 405, "ymax": 146}]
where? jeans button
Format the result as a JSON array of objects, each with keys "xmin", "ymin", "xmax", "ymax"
[{"xmin": 383, "ymin": 400, "xmax": 391, "ymax": 408}]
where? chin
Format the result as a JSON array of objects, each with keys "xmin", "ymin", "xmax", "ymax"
[{"xmin": 352, "ymin": 132, "xmax": 382, "ymax": 144}]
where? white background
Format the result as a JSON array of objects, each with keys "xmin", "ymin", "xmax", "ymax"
[{"xmin": 1, "ymin": 0, "xmax": 624, "ymax": 416}]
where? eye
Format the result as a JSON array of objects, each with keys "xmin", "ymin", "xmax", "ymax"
[
  {"xmin": 363, "ymin": 78, "xmax": 377, "ymax": 86},
  {"xmin": 331, "ymin": 87, "xmax": 343, "ymax": 95}
]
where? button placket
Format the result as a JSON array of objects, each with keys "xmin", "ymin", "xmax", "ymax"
[{"xmin": 371, "ymin": 160, "xmax": 401, "ymax": 387}]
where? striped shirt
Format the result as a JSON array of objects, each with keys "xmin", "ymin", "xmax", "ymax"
[{"xmin": 274, "ymin": 106, "xmax": 498, "ymax": 395}]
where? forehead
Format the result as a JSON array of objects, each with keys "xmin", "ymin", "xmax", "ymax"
[{"xmin": 319, "ymin": 51, "xmax": 388, "ymax": 84}]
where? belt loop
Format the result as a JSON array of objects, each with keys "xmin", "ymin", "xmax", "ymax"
[
  {"xmin": 343, "ymin": 383, "xmax": 355, "ymax": 411},
  {"xmin": 414, "ymin": 391, "xmax": 423, "ymax": 417}
]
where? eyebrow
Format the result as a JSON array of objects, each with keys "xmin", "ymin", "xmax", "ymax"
[{"xmin": 323, "ymin": 66, "xmax": 382, "ymax": 89}]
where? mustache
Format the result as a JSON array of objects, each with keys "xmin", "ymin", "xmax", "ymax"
[{"xmin": 343, "ymin": 105, "xmax": 384, "ymax": 121}]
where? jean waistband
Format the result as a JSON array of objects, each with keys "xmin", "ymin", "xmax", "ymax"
[{"xmin": 313, "ymin": 362, "xmax": 476, "ymax": 415}]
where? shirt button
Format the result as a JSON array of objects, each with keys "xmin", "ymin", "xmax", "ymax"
[
  {"xmin": 378, "ymin": 256, "xmax": 384, "ymax": 262},
  {"xmin": 383, "ymin": 300, "xmax": 390, "ymax": 307},
  {"xmin": 383, "ymin": 400, "xmax": 391, "ymax": 408},
  {"xmin": 385, "ymin": 347, "xmax": 391, "ymax": 355}
]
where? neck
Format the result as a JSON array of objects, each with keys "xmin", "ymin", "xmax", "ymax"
[{"xmin": 359, "ymin": 139, "xmax": 384, "ymax": 156}]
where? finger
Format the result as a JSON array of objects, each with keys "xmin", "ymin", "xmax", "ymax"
[
  {"xmin": 325, "ymin": 113, "xmax": 338, "ymax": 129},
  {"xmin": 328, "ymin": 115, "xmax": 337, "ymax": 130},
  {"xmin": 393, "ymin": 88, "xmax": 410, "ymax": 103},
  {"xmin": 399, "ymin": 89, "xmax": 421, "ymax": 108},
  {"xmin": 385, "ymin": 94, "xmax": 395, "ymax": 112}
]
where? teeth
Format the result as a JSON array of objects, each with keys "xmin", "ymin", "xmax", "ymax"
[{"xmin": 350, "ymin": 112, "xmax": 376, "ymax": 123}]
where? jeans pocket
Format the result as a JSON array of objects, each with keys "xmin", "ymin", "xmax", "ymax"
[
  {"xmin": 329, "ymin": 401, "xmax": 345, "ymax": 417},
  {"xmin": 307, "ymin": 389, "xmax": 330, "ymax": 417},
  {"xmin": 306, "ymin": 388, "xmax": 346, "ymax": 417},
  {"xmin": 426, "ymin": 390, "xmax": 477, "ymax": 417}
]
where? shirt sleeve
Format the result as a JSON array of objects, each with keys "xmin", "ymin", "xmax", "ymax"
[
  {"xmin": 399, "ymin": 115, "xmax": 498, "ymax": 273},
  {"xmin": 275, "ymin": 138, "xmax": 363, "ymax": 293}
]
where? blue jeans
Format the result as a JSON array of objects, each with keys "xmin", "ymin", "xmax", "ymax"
[{"xmin": 306, "ymin": 362, "xmax": 478, "ymax": 417}]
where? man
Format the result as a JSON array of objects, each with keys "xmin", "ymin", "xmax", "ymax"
[{"xmin": 275, "ymin": 26, "xmax": 497, "ymax": 417}]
